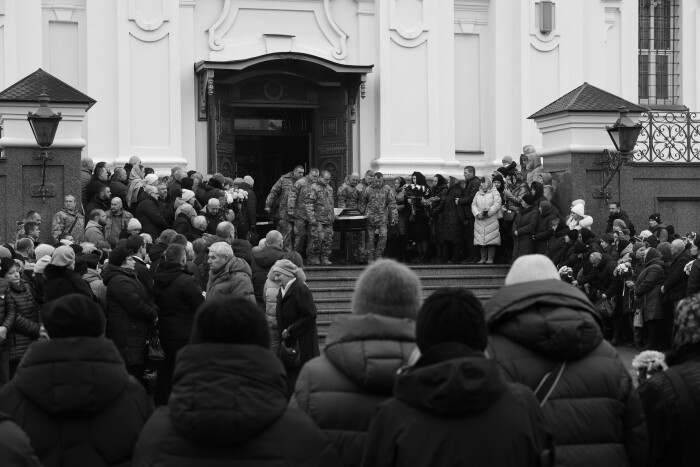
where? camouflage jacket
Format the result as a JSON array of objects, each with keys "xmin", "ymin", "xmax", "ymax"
[
  {"xmin": 264, "ymin": 172, "xmax": 296, "ymax": 221},
  {"xmin": 105, "ymin": 210, "xmax": 133, "ymax": 241},
  {"xmin": 289, "ymin": 176, "xmax": 315, "ymax": 221},
  {"xmin": 359, "ymin": 183, "xmax": 398, "ymax": 226},
  {"xmin": 51, "ymin": 209, "xmax": 85, "ymax": 242},
  {"xmin": 337, "ymin": 183, "xmax": 360, "ymax": 210},
  {"xmin": 306, "ymin": 182, "xmax": 335, "ymax": 224}
]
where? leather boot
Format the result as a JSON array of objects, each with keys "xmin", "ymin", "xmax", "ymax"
[
  {"xmin": 486, "ymin": 246, "xmax": 495, "ymax": 264},
  {"xmin": 477, "ymin": 247, "xmax": 487, "ymax": 264}
]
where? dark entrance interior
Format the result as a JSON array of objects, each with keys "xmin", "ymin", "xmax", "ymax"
[{"xmin": 233, "ymin": 107, "xmax": 312, "ymax": 217}]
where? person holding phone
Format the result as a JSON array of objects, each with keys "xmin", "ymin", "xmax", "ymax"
[{"xmin": 471, "ymin": 176, "xmax": 501, "ymax": 264}]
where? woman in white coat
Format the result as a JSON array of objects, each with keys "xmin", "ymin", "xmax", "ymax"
[{"xmin": 472, "ymin": 176, "xmax": 502, "ymax": 264}]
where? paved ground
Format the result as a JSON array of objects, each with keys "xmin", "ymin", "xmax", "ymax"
[{"xmin": 615, "ymin": 345, "xmax": 638, "ymax": 375}]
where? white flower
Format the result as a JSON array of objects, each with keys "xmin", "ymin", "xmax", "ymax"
[{"xmin": 685, "ymin": 261, "xmax": 695, "ymax": 276}]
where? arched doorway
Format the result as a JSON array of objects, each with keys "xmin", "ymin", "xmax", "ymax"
[{"xmin": 195, "ymin": 54, "xmax": 372, "ymax": 216}]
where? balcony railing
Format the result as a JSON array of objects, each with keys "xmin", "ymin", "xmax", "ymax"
[{"xmin": 635, "ymin": 111, "xmax": 700, "ymax": 162}]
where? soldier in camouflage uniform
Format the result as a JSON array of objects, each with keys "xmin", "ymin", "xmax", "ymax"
[
  {"xmin": 289, "ymin": 168, "xmax": 319, "ymax": 255},
  {"xmin": 51, "ymin": 195, "xmax": 86, "ymax": 243},
  {"xmin": 358, "ymin": 172, "xmax": 398, "ymax": 262},
  {"xmin": 337, "ymin": 172, "xmax": 365, "ymax": 264},
  {"xmin": 264, "ymin": 165, "xmax": 304, "ymax": 250},
  {"xmin": 306, "ymin": 170, "xmax": 336, "ymax": 266}
]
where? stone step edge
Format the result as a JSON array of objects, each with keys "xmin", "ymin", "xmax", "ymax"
[
  {"xmin": 314, "ymin": 293, "xmax": 494, "ymax": 304},
  {"xmin": 306, "ymin": 274, "xmax": 507, "ymax": 281},
  {"xmin": 309, "ymin": 284, "xmax": 502, "ymax": 292},
  {"xmin": 305, "ymin": 265, "xmax": 510, "ymax": 270}
]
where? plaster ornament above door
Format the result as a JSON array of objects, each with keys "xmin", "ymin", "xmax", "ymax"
[{"xmin": 207, "ymin": 0, "xmax": 348, "ymax": 61}]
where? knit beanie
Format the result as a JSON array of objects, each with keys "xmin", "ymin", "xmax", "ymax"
[
  {"xmin": 351, "ymin": 259, "xmax": 422, "ymax": 319},
  {"xmin": 632, "ymin": 242, "xmax": 647, "ymax": 253},
  {"xmin": 580, "ymin": 228, "xmax": 595, "ymax": 243},
  {"xmin": 566, "ymin": 229, "xmax": 579, "ymax": 242},
  {"xmin": 0, "ymin": 246, "xmax": 11, "ymax": 259},
  {"xmin": 0, "ymin": 257, "xmax": 16, "ymax": 277},
  {"xmin": 181, "ymin": 189, "xmax": 195, "ymax": 202},
  {"xmin": 144, "ymin": 174, "xmax": 159, "ymax": 185},
  {"xmin": 504, "ymin": 254, "xmax": 560, "ymax": 285},
  {"xmin": 649, "ymin": 213, "xmax": 661, "ymax": 224},
  {"xmin": 181, "ymin": 177, "xmax": 194, "ymax": 191},
  {"xmin": 673, "ymin": 294, "xmax": 700, "ymax": 349},
  {"xmin": 233, "ymin": 178, "xmax": 243, "ymax": 185},
  {"xmin": 571, "ymin": 204, "xmax": 585, "ymax": 217},
  {"xmin": 657, "ymin": 242, "xmax": 672, "ymax": 260},
  {"xmin": 644, "ymin": 247, "xmax": 661, "ymax": 265},
  {"xmin": 243, "ymin": 175, "xmax": 254, "ymax": 187},
  {"xmin": 638, "ymin": 230, "xmax": 653, "ymax": 240},
  {"xmin": 572, "ymin": 199, "xmax": 585, "ymax": 207},
  {"xmin": 109, "ymin": 247, "xmax": 130, "ymax": 267},
  {"xmin": 34, "ymin": 244, "xmax": 55, "ymax": 261},
  {"xmin": 127, "ymin": 218, "xmax": 142, "ymax": 230},
  {"xmin": 270, "ymin": 259, "xmax": 306, "ymax": 283},
  {"xmin": 211, "ymin": 173, "xmax": 225, "ymax": 185},
  {"xmin": 416, "ymin": 288, "xmax": 488, "ymax": 352},
  {"xmin": 42, "ymin": 294, "xmax": 105, "ymax": 338},
  {"xmin": 125, "ymin": 235, "xmax": 145, "ymax": 253},
  {"xmin": 50, "ymin": 246, "xmax": 76, "ymax": 269}
]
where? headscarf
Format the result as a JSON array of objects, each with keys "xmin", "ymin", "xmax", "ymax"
[
  {"xmin": 434, "ymin": 174, "xmax": 447, "ymax": 188},
  {"xmin": 479, "ymin": 175, "xmax": 493, "ymax": 192},
  {"xmin": 411, "ymin": 171, "xmax": 427, "ymax": 186},
  {"xmin": 125, "ymin": 164, "xmax": 146, "ymax": 207},
  {"xmin": 396, "ymin": 176, "xmax": 406, "ymax": 189}
]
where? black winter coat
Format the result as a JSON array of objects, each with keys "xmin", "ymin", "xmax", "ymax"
[
  {"xmin": 533, "ymin": 204, "xmax": 558, "ymax": 255},
  {"xmin": 457, "ymin": 177, "xmax": 481, "ymax": 219},
  {"xmin": 134, "ymin": 195, "xmax": 168, "ymax": 239},
  {"xmin": 132, "ymin": 343, "xmax": 342, "ymax": 466},
  {"xmin": 485, "ymin": 279, "xmax": 648, "ymax": 467},
  {"xmin": 511, "ymin": 205, "xmax": 539, "ymax": 260},
  {"xmin": 362, "ymin": 342, "xmax": 553, "ymax": 467},
  {"xmin": 103, "ymin": 265, "xmax": 157, "ymax": 366},
  {"xmin": 442, "ymin": 184, "xmax": 466, "ymax": 243},
  {"xmin": 0, "ymin": 279, "xmax": 13, "ymax": 351},
  {"xmin": 251, "ymin": 246, "xmax": 287, "ymax": 306},
  {"xmin": 638, "ymin": 345, "xmax": 700, "ymax": 467},
  {"xmin": 43, "ymin": 264, "xmax": 95, "ymax": 303},
  {"xmin": 153, "ymin": 262, "xmax": 204, "ymax": 340},
  {"xmin": 6, "ymin": 281, "xmax": 41, "ymax": 362},
  {"xmin": 172, "ymin": 213, "xmax": 194, "ymax": 240},
  {"xmin": 0, "ymin": 412, "xmax": 41, "ymax": 466},
  {"xmin": 663, "ymin": 250, "xmax": 692, "ymax": 301},
  {"xmin": 635, "ymin": 257, "xmax": 665, "ymax": 322},
  {"xmin": 294, "ymin": 314, "xmax": 416, "ymax": 467},
  {"xmin": 276, "ymin": 280, "xmax": 320, "ymax": 363},
  {"xmin": 0, "ymin": 336, "xmax": 152, "ymax": 467}
]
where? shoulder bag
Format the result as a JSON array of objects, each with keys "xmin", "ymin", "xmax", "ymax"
[
  {"xmin": 595, "ymin": 296, "xmax": 616, "ymax": 319},
  {"xmin": 147, "ymin": 328, "xmax": 165, "ymax": 361},
  {"xmin": 278, "ymin": 337, "xmax": 300, "ymax": 368}
]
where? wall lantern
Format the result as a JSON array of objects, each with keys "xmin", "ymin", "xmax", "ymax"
[
  {"xmin": 606, "ymin": 106, "xmax": 643, "ymax": 156},
  {"xmin": 27, "ymin": 91, "xmax": 62, "ymax": 202},
  {"xmin": 537, "ymin": 1, "xmax": 555, "ymax": 35}
]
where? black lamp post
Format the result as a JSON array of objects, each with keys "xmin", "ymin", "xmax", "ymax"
[
  {"xmin": 594, "ymin": 106, "xmax": 644, "ymax": 203},
  {"xmin": 27, "ymin": 91, "xmax": 62, "ymax": 202},
  {"xmin": 605, "ymin": 106, "xmax": 643, "ymax": 159}
]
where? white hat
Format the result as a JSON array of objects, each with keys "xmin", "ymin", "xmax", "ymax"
[
  {"xmin": 571, "ymin": 204, "xmax": 585, "ymax": 217},
  {"xmin": 243, "ymin": 175, "xmax": 254, "ymax": 187},
  {"xmin": 181, "ymin": 189, "xmax": 195, "ymax": 202},
  {"xmin": 128, "ymin": 218, "xmax": 142, "ymax": 230},
  {"xmin": 144, "ymin": 174, "xmax": 159, "ymax": 185}
]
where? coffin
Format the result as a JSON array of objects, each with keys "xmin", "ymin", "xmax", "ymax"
[{"xmin": 333, "ymin": 208, "xmax": 366, "ymax": 232}]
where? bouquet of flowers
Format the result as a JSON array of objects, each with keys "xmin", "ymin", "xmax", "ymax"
[
  {"xmin": 226, "ymin": 188, "xmax": 248, "ymax": 205},
  {"xmin": 558, "ymin": 266, "xmax": 574, "ymax": 283},
  {"xmin": 685, "ymin": 260, "xmax": 695, "ymax": 276},
  {"xmin": 613, "ymin": 262, "xmax": 631, "ymax": 278},
  {"xmin": 404, "ymin": 184, "xmax": 428, "ymax": 199},
  {"xmin": 631, "ymin": 350, "xmax": 667, "ymax": 383}
]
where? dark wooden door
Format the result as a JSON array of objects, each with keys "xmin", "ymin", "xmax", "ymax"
[{"xmin": 314, "ymin": 87, "xmax": 349, "ymax": 194}]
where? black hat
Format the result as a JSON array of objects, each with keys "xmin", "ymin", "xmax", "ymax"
[
  {"xmin": 580, "ymin": 227, "xmax": 595, "ymax": 243},
  {"xmin": 125, "ymin": 235, "xmax": 145, "ymax": 254},
  {"xmin": 521, "ymin": 194, "xmax": 535, "ymax": 206},
  {"xmin": 649, "ymin": 213, "xmax": 661, "ymax": 224},
  {"xmin": 573, "ymin": 241, "xmax": 588, "ymax": 254},
  {"xmin": 416, "ymin": 288, "xmax": 488, "ymax": 352},
  {"xmin": 42, "ymin": 294, "xmax": 105, "ymax": 338},
  {"xmin": 108, "ymin": 247, "xmax": 130, "ymax": 267},
  {"xmin": 565, "ymin": 229, "xmax": 579, "ymax": 242}
]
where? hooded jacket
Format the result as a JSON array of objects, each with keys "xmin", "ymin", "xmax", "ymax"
[
  {"xmin": 0, "ymin": 336, "xmax": 151, "ymax": 467},
  {"xmin": 485, "ymin": 279, "xmax": 648, "ymax": 467},
  {"xmin": 294, "ymin": 314, "xmax": 416, "ymax": 467},
  {"xmin": 634, "ymin": 249, "xmax": 666, "ymax": 322},
  {"xmin": 471, "ymin": 187, "xmax": 502, "ymax": 246},
  {"xmin": 362, "ymin": 342, "xmax": 553, "ymax": 467},
  {"xmin": 103, "ymin": 265, "xmax": 157, "ymax": 366},
  {"xmin": 511, "ymin": 204, "xmax": 539, "ymax": 260},
  {"xmin": 132, "ymin": 343, "xmax": 342, "ymax": 466},
  {"xmin": 153, "ymin": 261, "xmax": 204, "ymax": 340},
  {"xmin": 251, "ymin": 246, "xmax": 287, "ymax": 305},
  {"xmin": 206, "ymin": 256, "xmax": 255, "ymax": 304}
]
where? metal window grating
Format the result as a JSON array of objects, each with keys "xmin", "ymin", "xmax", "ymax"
[{"xmin": 638, "ymin": 0, "xmax": 679, "ymax": 107}]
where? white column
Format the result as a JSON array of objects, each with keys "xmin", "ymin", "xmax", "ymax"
[
  {"xmin": 180, "ymin": 0, "xmax": 197, "ymax": 171},
  {"xmin": 355, "ymin": 0, "xmax": 376, "ymax": 174}
]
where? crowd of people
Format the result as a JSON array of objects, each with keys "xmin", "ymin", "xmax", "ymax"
[{"xmin": 0, "ymin": 155, "xmax": 698, "ymax": 466}]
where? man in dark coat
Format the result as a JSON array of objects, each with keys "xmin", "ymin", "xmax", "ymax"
[
  {"xmin": 84, "ymin": 185, "xmax": 111, "ymax": 217},
  {"xmin": 237, "ymin": 175, "xmax": 257, "ymax": 240},
  {"xmin": 125, "ymin": 235, "xmax": 154, "ymax": 300},
  {"xmin": 362, "ymin": 287, "xmax": 553, "ymax": 467},
  {"xmin": 456, "ymin": 166, "xmax": 481, "ymax": 262},
  {"xmin": 443, "ymin": 177, "xmax": 466, "ymax": 262},
  {"xmin": 132, "ymin": 297, "xmax": 342, "ymax": 466},
  {"xmin": 153, "ymin": 244, "xmax": 204, "ymax": 406},
  {"xmin": 511, "ymin": 194, "xmax": 539, "ymax": 261},
  {"xmin": 200, "ymin": 198, "xmax": 226, "ymax": 235},
  {"xmin": 294, "ymin": 259, "xmax": 421, "ymax": 467},
  {"xmin": 103, "ymin": 247, "xmax": 158, "ymax": 385},
  {"xmin": 0, "ymin": 294, "xmax": 152, "ymax": 467},
  {"xmin": 84, "ymin": 166, "xmax": 110, "ymax": 206},
  {"xmin": 43, "ymin": 246, "xmax": 95, "ymax": 303},
  {"xmin": 485, "ymin": 254, "xmax": 648, "ymax": 467},
  {"xmin": 251, "ymin": 230, "xmax": 286, "ymax": 308},
  {"xmin": 134, "ymin": 186, "xmax": 169, "ymax": 239},
  {"xmin": 605, "ymin": 202, "xmax": 633, "ymax": 235}
]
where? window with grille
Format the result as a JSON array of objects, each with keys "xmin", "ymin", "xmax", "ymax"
[{"xmin": 638, "ymin": 0, "xmax": 679, "ymax": 107}]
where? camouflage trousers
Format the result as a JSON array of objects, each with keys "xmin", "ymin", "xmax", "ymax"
[
  {"xmin": 366, "ymin": 224, "xmax": 388, "ymax": 261},
  {"xmin": 277, "ymin": 219, "xmax": 294, "ymax": 251},
  {"xmin": 293, "ymin": 220, "xmax": 309, "ymax": 254},
  {"xmin": 344, "ymin": 231, "xmax": 366, "ymax": 262},
  {"xmin": 307, "ymin": 223, "xmax": 333, "ymax": 260}
]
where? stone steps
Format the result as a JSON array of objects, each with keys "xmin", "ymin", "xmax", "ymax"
[{"xmin": 304, "ymin": 264, "xmax": 509, "ymax": 340}]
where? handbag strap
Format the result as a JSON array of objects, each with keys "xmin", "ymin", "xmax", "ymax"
[{"xmin": 534, "ymin": 362, "xmax": 566, "ymax": 407}]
